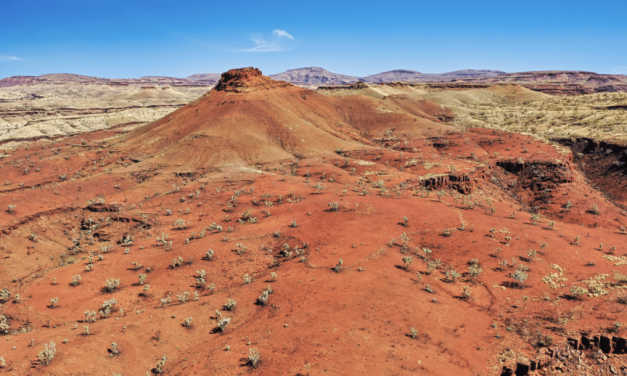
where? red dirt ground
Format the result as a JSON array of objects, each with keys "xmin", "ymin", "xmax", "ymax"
[{"xmin": 1, "ymin": 68, "xmax": 627, "ymax": 375}]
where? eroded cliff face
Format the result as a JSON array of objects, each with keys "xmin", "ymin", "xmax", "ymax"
[
  {"xmin": 440, "ymin": 71, "xmax": 627, "ymax": 96},
  {"xmin": 521, "ymin": 84, "xmax": 595, "ymax": 96},
  {"xmin": 558, "ymin": 137, "xmax": 627, "ymax": 208}
]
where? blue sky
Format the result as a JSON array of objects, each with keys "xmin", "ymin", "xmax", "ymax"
[{"xmin": 1, "ymin": 0, "xmax": 626, "ymax": 79}]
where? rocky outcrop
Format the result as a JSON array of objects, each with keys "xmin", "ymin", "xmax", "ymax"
[
  {"xmin": 558, "ymin": 137, "xmax": 627, "ymax": 206},
  {"xmin": 521, "ymin": 84, "xmax": 595, "ymax": 96},
  {"xmin": 501, "ymin": 334, "xmax": 627, "ymax": 376},
  {"xmin": 496, "ymin": 159, "xmax": 573, "ymax": 191},
  {"xmin": 422, "ymin": 83, "xmax": 494, "ymax": 90},
  {"xmin": 214, "ymin": 67, "xmax": 292, "ymax": 93},
  {"xmin": 0, "ymin": 76, "xmax": 38, "ymax": 88},
  {"xmin": 460, "ymin": 71, "xmax": 627, "ymax": 95},
  {"xmin": 420, "ymin": 173, "xmax": 475, "ymax": 194},
  {"xmin": 596, "ymin": 84, "xmax": 627, "ymax": 93}
]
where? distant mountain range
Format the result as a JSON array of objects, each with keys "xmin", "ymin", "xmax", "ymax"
[
  {"xmin": 267, "ymin": 67, "xmax": 363, "ymax": 85},
  {"xmin": 2, "ymin": 68, "xmax": 627, "ymax": 95},
  {"xmin": 0, "ymin": 73, "xmax": 192, "ymax": 88},
  {"xmin": 185, "ymin": 73, "xmax": 222, "ymax": 85},
  {"xmin": 268, "ymin": 67, "xmax": 507, "ymax": 85},
  {"xmin": 0, "ymin": 68, "xmax": 514, "ymax": 88}
]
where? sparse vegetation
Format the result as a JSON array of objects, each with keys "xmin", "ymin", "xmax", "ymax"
[
  {"xmin": 37, "ymin": 341, "xmax": 56, "ymax": 366},
  {"xmin": 155, "ymin": 355, "xmax": 167, "ymax": 374},
  {"xmin": 217, "ymin": 317, "xmax": 230, "ymax": 332},
  {"xmin": 462, "ymin": 286, "xmax": 471, "ymax": 299},
  {"xmin": 205, "ymin": 249, "xmax": 215, "ymax": 260},
  {"xmin": 510, "ymin": 270, "xmax": 528, "ymax": 288},
  {"xmin": 104, "ymin": 278, "xmax": 120, "ymax": 292},
  {"xmin": 570, "ymin": 285, "xmax": 588, "ymax": 300},
  {"xmin": 334, "ymin": 259, "xmax": 343, "ymax": 273},
  {"xmin": 224, "ymin": 298, "xmax": 236, "ymax": 311},
  {"xmin": 248, "ymin": 348, "xmax": 261, "ymax": 368},
  {"xmin": 402, "ymin": 256, "xmax": 413, "ymax": 270}
]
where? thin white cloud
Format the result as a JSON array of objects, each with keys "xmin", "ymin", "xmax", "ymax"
[
  {"xmin": 608, "ymin": 66, "xmax": 627, "ymax": 74},
  {"xmin": 177, "ymin": 29, "xmax": 296, "ymax": 53},
  {"xmin": 240, "ymin": 37, "xmax": 284, "ymax": 53},
  {"xmin": 0, "ymin": 54, "xmax": 21, "ymax": 61},
  {"xmin": 273, "ymin": 29, "xmax": 294, "ymax": 40},
  {"xmin": 238, "ymin": 30, "xmax": 296, "ymax": 53}
]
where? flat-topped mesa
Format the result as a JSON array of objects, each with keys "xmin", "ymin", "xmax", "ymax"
[
  {"xmin": 350, "ymin": 81, "xmax": 370, "ymax": 89},
  {"xmin": 213, "ymin": 67, "xmax": 292, "ymax": 93}
]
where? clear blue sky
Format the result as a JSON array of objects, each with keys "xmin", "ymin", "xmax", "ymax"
[{"xmin": 1, "ymin": 0, "xmax": 626, "ymax": 79}]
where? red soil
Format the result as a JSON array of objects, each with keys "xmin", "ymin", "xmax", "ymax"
[
  {"xmin": 114, "ymin": 68, "xmax": 453, "ymax": 172},
  {"xmin": 1, "ymin": 69, "xmax": 627, "ymax": 376}
]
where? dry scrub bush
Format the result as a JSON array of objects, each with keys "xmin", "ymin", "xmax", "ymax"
[
  {"xmin": 510, "ymin": 270, "xmax": 528, "ymax": 288},
  {"xmin": 0, "ymin": 315, "xmax": 10, "ymax": 334},
  {"xmin": 334, "ymin": 259, "xmax": 343, "ymax": 273},
  {"xmin": 100, "ymin": 298, "xmax": 117, "ymax": 318},
  {"xmin": 155, "ymin": 355, "xmax": 167, "ymax": 374},
  {"xmin": 71, "ymin": 275, "xmax": 81, "ymax": 286},
  {"xmin": 104, "ymin": 278, "xmax": 120, "ymax": 292},
  {"xmin": 0, "ymin": 288, "xmax": 10, "ymax": 303},
  {"xmin": 570, "ymin": 285, "xmax": 588, "ymax": 300},
  {"xmin": 410, "ymin": 327, "xmax": 418, "ymax": 339},
  {"xmin": 37, "ymin": 341, "xmax": 56, "ymax": 366},
  {"xmin": 205, "ymin": 249, "xmax": 214, "ymax": 260},
  {"xmin": 160, "ymin": 295, "xmax": 172, "ymax": 307},
  {"xmin": 258, "ymin": 290, "xmax": 270, "ymax": 305},
  {"xmin": 462, "ymin": 286, "xmax": 471, "ymax": 299},
  {"xmin": 177, "ymin": 292, "xmax": 190, "ymax": 303},
  {"xmin": 224, "ymin": 299, "xmax": 236, "ymax": 311},
  {"xmin": 84, "ymin": 311, "xmax": 96, "ymax": 323},
  {"xmin": 402, "ymin": 256, "xmax": 413, "ymax": 270},
  {"xmin": 218, "ymin": 317, "xmax": 230, "ymax": 332},
  {"xmin": 248, "ymin": 348, "xmax": 261, "ymax": 368}
]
